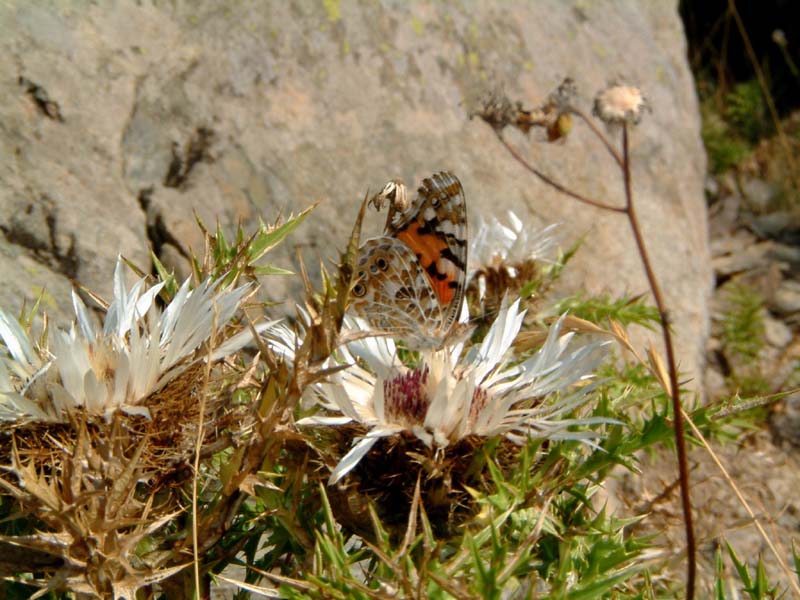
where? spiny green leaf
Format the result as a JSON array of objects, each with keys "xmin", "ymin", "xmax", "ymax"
[
  {"xmin": 715, "ymin": 546, "xmax": 728, "ymax": 600},
  {"xmin": 551, "ymin": 292, "xmax": 660, "ymax": 329},
  {"xmin": 754, "ymin": 559, "xmax": 771, "ymax": 598},
  {"xmin": 565, "ymin": 564, "xmax": 643, "ymax": 600},
  {"xmin": 151, "ymin": 252, "xmax": 179, "ymax": 298},
  {"xmin": 249, "ymin": 206, "xmax": 315, "ymax": 264},
  {"xmin": 726, "ymin": 541, "xmax": 753, "ymax": 588},
  {"xmin": 793, "ymin": 541, "xmax": 800, "ymax": 583}
]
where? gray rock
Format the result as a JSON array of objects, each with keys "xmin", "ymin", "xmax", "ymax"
[
  {"xmin": 704, "ymin": 366, "xmax": 728, "ymax": 400},
  {"xmin": 763, "ymin": 314, "xmax": 793, "ymax": 348},
  {"xmin": 767, "ymin": 242, "xmax": 800, "ymax": 267},
  {"xmin": 708, "ymin": 193, "xmax": 741, "ymax": 238},
  {"xmin": 771, "ymin": 280, "xmax": 800, "ymax": 315},
  {"xmin": 748, "ymin": 209, "xmax": 800, "ymax": 241},
  {"xmin": 0, "ymin": 1, "xmax": 711, "ymax": 387},
  {"xmin": 717, "ymin": 172, "xmax": 739, "ymax": 197},
  {"xmin": 771, "ymin": 391, "xmax": 800, "ymax": 448},
  {"xmin": 741, "ymin": 178, "xmax": 778, "ymax": 213},
  {"xmin": 704, "ymin": 174, "xmax": 719, "ymax": 200},
  {"xmin": 712, "ymin": 240, "xmax": 774, "ymax": 276},
  {"xmin": 710, "ymin": 230, "xmax": 758, "ymax": 258}
]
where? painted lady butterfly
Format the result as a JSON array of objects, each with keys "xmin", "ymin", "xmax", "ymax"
[{"xmin": 351, "ymin": 171, "xmax": 467, "ymax": 349}]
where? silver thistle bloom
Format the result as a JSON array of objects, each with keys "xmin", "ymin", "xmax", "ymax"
[
  {"xmin": 469, "ymin": 211, "xmax": 560, "ymax": 300},
  {"xmin": 0, "ymin": 258, "xmax": 262, "ymax": 422},
  {"xmin": 469, "ymin": 211, "xmax": 559, "ymax": 275},
  {"xmin": 295, "ymin": 298, "xmax": 610, "ymax": 484}
]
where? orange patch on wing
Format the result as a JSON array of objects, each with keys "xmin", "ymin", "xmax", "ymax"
[
  {"xmin": 397, "ymin": 223, "xmax": 456, "ymax": 305},
  {"xmin": 431, "ymin": 275, "xmax": 456, "ymax": 305}
]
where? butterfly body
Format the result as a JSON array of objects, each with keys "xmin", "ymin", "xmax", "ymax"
[{"xmin": 351, "ymin": 171, "xmax": 467, "ymax": 349}]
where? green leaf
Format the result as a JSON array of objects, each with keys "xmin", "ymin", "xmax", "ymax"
[
  {"xmin": 754, "ymin": 559, "xmax": 769, "ymax": 598},
  {"xmin": 248, "ymin": 206, "xmax": 315, "ymax": 264},
  {"xmin": 715, "ymin": 546, "xmax": 728, "ymax": 600},
  {"xmin": 151, "ymin": 252, "xmax": 179, "ymax": 297},
  {"xmin": 793, "ymin": 541, "xmax": 800, "ymax": 583},
  {"xmin": 550, "ymin": 292, "xmax": 660, "ymax": 329},
  {"xmin": 726, "ymin": 541, "xmax": 753, "ymax": 589},
  {"xmin": 520, "ymin": 280, "xmax": 538, "ymax": 300},
  {"xmin": 566, "ymin": 565, "xmax": 643, "ymax": 599}
]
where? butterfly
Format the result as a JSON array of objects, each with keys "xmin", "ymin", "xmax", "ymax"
[{"xmin": 350, "ymin": 171, "xmax": 468, "ymax": 349}]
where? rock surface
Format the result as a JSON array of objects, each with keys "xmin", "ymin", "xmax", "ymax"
[{"xmin": 0, "ymin": 1, "xmax": 710, "ymax": 383}]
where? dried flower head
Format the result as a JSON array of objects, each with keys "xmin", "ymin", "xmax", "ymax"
[
  {"xmin": 547, "ymin": 77, "xmax": 578, "ymax": 112},
  {"xmin": 593, "ymin": 84, "xmax": 649, "ymax": 125},
  {"xmin": 470, "ymin": 88, "xmax": 518, "ymax": 131},
  {"xmin": 473, "ymin": 78, "xmax": 577, "ymax": 140}
]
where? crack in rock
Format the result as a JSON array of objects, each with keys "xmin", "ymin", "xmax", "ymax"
[
  {"xmin": 18, "ymin": 76, "xmax": 64, "ymax": 122},
  {"xmin": 1, "ymin": 195, "xmax": 78, "ymax": 279},
  {"xmin": 137, "ymin": 187, "xmax": 189, "ymax": 265},
  {"xmin": 163, "ymin": 127, "xmax": 215, "ymax": 189}
]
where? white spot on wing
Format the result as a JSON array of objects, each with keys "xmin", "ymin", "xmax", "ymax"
[{"xmin": 438, "ymin": 220, "xmax": 457, "ymax": 235}]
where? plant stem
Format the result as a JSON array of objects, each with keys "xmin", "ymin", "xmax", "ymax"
[
  {"xmin": 622, "ymin": 124, "xmax": 696, "ymax": 599},
  {"xmin": 494, "ymin": 131, "xmax": 626, "ymax": 214},
  {"xmin": 490, "ymin": 118, "xmax": 696, "ymax": 600},
  {"xmin": 570, "ymin": 108, "xmax": 625, "ymax": 168}
]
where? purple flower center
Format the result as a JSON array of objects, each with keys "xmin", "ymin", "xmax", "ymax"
[{"xmin": 383, "ymin": 366, "xmax": 429, "ymax": 425}]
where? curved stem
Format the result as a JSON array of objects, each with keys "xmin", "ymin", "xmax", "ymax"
[
  {"xmin": 622, "ymin": 125, "xmax": 696, "ymax": 599},
  {"xmin": 494, "ymin": 130, "xmax": 626, "ymax": 214},
  {"xmin": 492, "ymin": 115, "xmax": 697, "ymax": 599},
  {"xmin": 570, "ymin": 108, "xmax": 625, "ymax": 168}
]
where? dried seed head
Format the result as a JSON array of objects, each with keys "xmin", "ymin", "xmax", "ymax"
[
  {"xmin": 593, "ymin": 84, "xmax": 649, "ymax": 125},
  {"xmin": 471, "ymin": 89, "xmax": 518, "ymax": 131},
  {"xmin": 547, "ymin": 77, "xmax": 578, "ymax": 112}
]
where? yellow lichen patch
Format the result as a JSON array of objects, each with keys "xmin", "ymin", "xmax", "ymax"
[{"xmin": 322, "ymin": 0, "xmax": 341, "ymax": 22}]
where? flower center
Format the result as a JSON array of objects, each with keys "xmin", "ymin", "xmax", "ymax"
[{"xmin": 383, "ymin": 366, "xmax": 429, "ymax": 426}]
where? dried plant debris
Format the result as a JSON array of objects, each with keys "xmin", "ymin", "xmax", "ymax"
[{"xmin": 472, "ymin": 78, "xmax": 577, "ymax": 140}]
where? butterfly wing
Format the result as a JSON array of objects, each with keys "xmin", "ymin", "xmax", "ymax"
[
  {"xmin": 351, "ymin": 237, "xmax": 447, "ymax": 348},
  {"xmin": 384, "ymin": 171, "xmax": 467, "ymax": 335}
]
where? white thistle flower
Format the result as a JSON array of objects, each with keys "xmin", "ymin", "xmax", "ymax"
[
  {"xmin": 468, "ymin": 211, "xmax": 560, "ymax": 302},
  {"xmin": 0, "ymin": 258, "xmax": 264, "ymax": 422},
  {"xmin": 295, "ymin": 298, "xmax": 610, "ymax": 484},
  {"xmin": 469, "ymin": 211, "xmax": 559, "ymax": 276}
]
